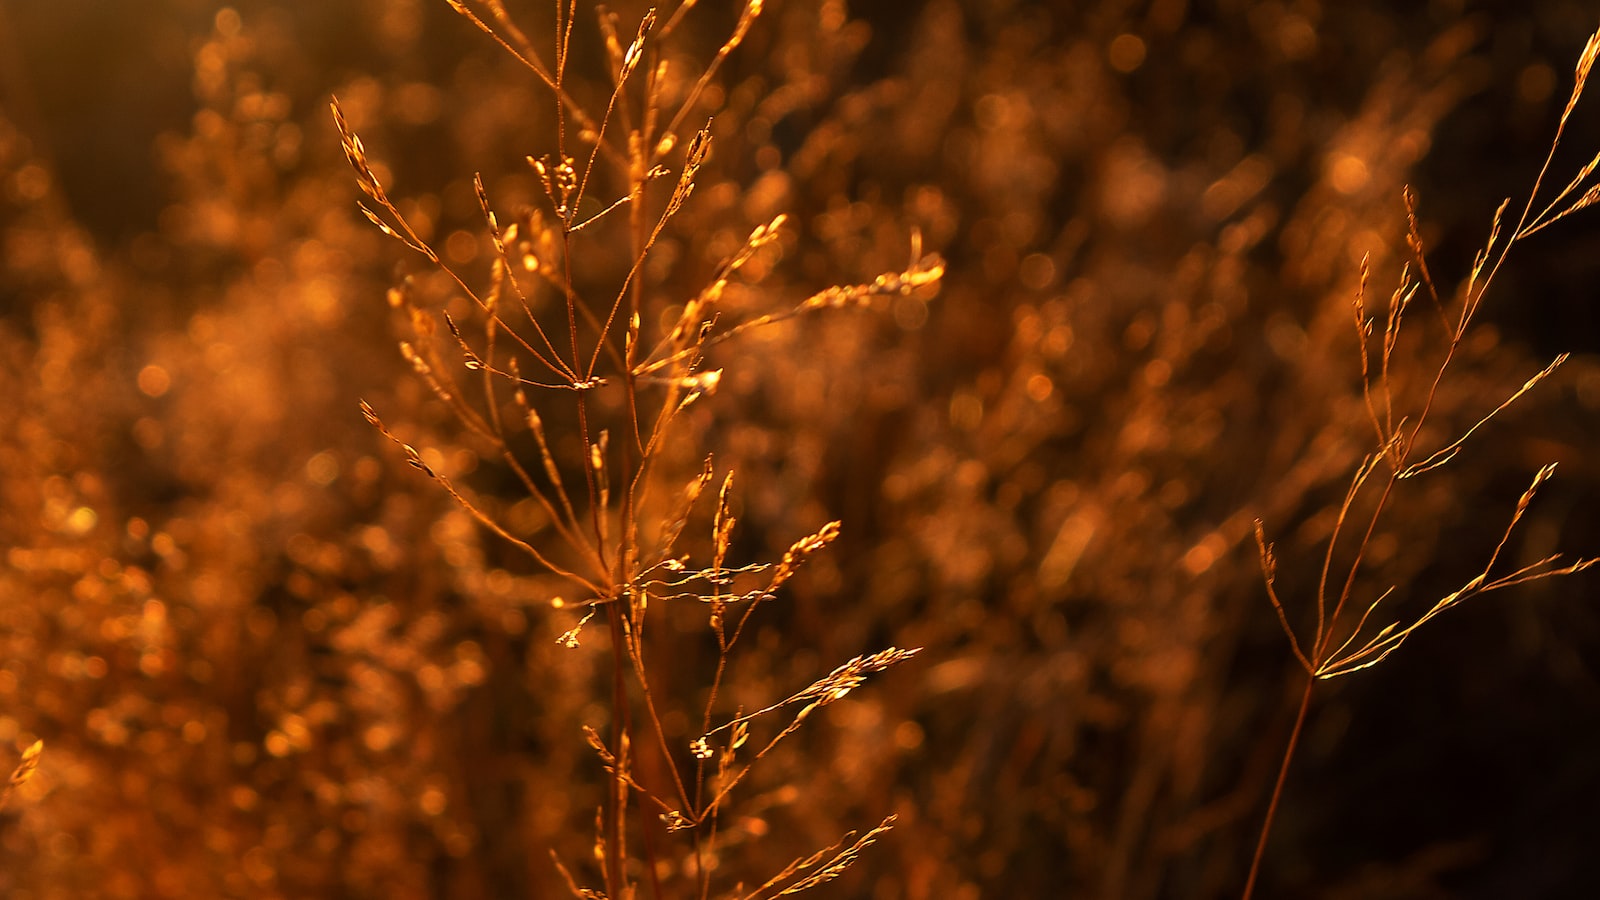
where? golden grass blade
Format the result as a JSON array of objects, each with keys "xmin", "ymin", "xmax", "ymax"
[
  {"xmin": 360, "ymin": 400, "xmax": 605, "ymax": 591},
  {"xmin": 697, "ymin": 647, "xmax": 921, "ymax": 747},
  {"xmin": 1400, "ymin": 355, "xmax": 1568, "ymax": 479},
  {"xmin": 658, "ymin": 0, "xmax": 764, "ymax": 162},
  {"xmin": 1320, "ymin": 466, "xmax": 1594, "ymax": 679},
  {"xmin": 1253, "ymin": 520, "xmax": 1312, "ymax": 674},
  {"xmin": 742, "ymin": 816, "xmax": 898, "ymax": 899},
  {"xmin": 633, "ymin": 251, "xmax": 945, "ymax": 377}
]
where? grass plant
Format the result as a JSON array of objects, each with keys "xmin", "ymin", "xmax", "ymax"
[
  {"xmin": 335, "ymin": 2, "xmax": 941, "ymax": 894},
  {"xmin": 1243, "ymin": 25, "xmax": 1600, "ymax": 900},
  {"xmin": 0, "ymin": 2, "xmax": 1598, "ymax": 898}
]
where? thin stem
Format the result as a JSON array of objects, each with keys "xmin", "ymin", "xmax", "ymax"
[
  {"xmin": 605, "ymin": 603, "xmax": 629, "ymax": 899},
  {"xmin": 1321, "ymin": 473, "xmax": 1399, "ymax": 662},
  {"xmin": 1242, "ymin": 674, "xmax": 1315, "ymax": 900}
]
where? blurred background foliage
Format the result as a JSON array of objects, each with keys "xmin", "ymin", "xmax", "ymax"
[{"xmin": 2, "ymin": 0, "xmax": 1599, "ymax": 897}]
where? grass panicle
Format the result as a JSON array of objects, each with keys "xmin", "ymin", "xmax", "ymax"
[
  {"xmin": 1243, "ymin": 23, "xmax": 1600, "ymax": 899},
  {"xmin": 339, "ymin": 2, "xmax": 940, "ymax": 896}
]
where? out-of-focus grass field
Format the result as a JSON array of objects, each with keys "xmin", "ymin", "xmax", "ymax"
[{"xmin": 3, "ymin": 1, "xmax": 1600, "ymax": 897}]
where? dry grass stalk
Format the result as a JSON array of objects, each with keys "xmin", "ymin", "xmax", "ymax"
[
  {"xmin": 1243, "ymin": 24, "xmax": 1600, "ymax": 899},
  {"xmin": 337, "ymin": 2, "xmax": 941, "ymax": 897},
  {"xmin": 743, "ymin": 814, "xmax": 898, "ymax": 899}
]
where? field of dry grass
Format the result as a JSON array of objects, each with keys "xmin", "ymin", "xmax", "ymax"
[{"xmin": 3, "ymin": 1, "xmax": 1600, "ymax": 898}]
